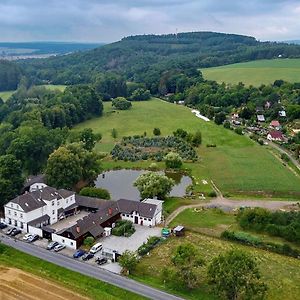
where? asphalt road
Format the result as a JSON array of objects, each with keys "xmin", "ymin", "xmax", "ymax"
[{"xmin": 0, "ymin": 235, "xmax": 183, "ymax": 300}]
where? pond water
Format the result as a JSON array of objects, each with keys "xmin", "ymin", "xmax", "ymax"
[{"xmin": 94, "ymin": 169, "xmax": 192, "ymax": 201}]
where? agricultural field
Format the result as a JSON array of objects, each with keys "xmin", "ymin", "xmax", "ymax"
[
  {"xmin": 0, "ymin": 90, "xmax": 15, "ymax": 101},
  {"xmin": 74, "ymin": 99, "xmax": 300, "ymax": 199},
  {"xmin": 133, "ymin": 232, "xmax": 300, "ymax": 300},
  {"xmin": 202, "ymin": 58, "xmax": 300, "ymax": 86}
]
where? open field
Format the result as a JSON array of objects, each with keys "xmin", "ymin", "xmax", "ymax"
[
  {"xmin": 0, "ymin": 90, "xmax": 15, "ymax": 101},
  {"xmin": 202, "ymin": 59, "xmax": 300, "ymax": 86},
  {"xmin": 0, "ymin": 244, "xmax": 144, "ymax": 300},
  {"xmin": 133, "ymin": 232, "xmax": 300, "ymax": 300},
  {"xmin": 0, "ymin": 266, "xmax": 87, "ymax": 300},
  {"xmin": 75, "ymin": 99, "xmax": 300, "ymax": 198},
  {"xmin": 0, "ymin": 85, "xmax": 66, "ymax": 102}
]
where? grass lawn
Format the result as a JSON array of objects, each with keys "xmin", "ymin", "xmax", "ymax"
[
  {"xmin": 133, "ymin": 232, "xmax": 300, "ymax": 300},
  {"xmin": 0, "ymin": 244, "xmax": 145, "ymax": 300},
  {"xmin": 0, "ymin": 90, "xmax": 15, "ymax": 101},
  {"xmin": 74, "ymin": 99, "xmax": 300, "ymax": 199},
  {"xmin": 163, "ymin": 197, "xmax": 200, "ymax": 217},
  {"xmin": 202, "ymin": 58, "xmax": 300, "ymax": 86}
]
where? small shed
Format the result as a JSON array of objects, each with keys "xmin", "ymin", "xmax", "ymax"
[{"xmin": 173, "ymin": 225, "xmax": 185, "ymax": 237}]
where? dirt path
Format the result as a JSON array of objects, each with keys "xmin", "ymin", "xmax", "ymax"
[{"xmin": 0, "ymin": 266, "xmax": 88, "ymax": 300}]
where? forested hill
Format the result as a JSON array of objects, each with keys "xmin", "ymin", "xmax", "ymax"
[
  {"xmin": 0, "ymin": 60, "xmax": 23, "ymax": 91},
  {"xmin": 21, "ymin": 31, "xmax": 300, "ymax": 90}
]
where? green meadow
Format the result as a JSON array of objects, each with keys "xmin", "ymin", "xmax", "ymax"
[
  {"xmin": 74, "ymin": 99, "xmax": 300, "ymax": 199},
  {"xmin": 0, "ymin": 90, "xmax": 15, "ymax": 101},
  {"xmin": 202, "ymin": 58, "xmax": 300, "ymax": 86}
]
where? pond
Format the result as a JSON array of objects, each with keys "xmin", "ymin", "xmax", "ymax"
[{"xmin": 94, "ymin": 169, "xmax": 192, "ymax": 201}]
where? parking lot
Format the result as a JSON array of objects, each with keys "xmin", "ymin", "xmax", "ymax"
[{"xmin": 100, "ymin": 225, "xmax": 161, "ymax": 254}]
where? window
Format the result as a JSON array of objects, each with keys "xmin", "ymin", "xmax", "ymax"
[
  {"xmin": 8, "ymin": 210, "xmax": 11, "ymax": 215},
  {"xmin": 52, "ymin": 210, "xmax": 55, "ymax": 215},
  {"xmin": 14, "ymin": 220, "xmax": 17, "ymax": 226},
  {"xmin": 70, "ymin": 242, "xmax": 73, "ymax": 246},
  {"xmin": 122, "ymin": 213, "xmax": 125, "ymax": 216},
  {"xmin": 52, "ymin": 201, "xmax": 55, "ymax": 206},
  {"xmin": 148, "ymin": 218, "xmax": 151, "ymax": 221},
  {"xmin": 62, "ymin": 239, "xmax": 65, "ymax": 243},
  {"xmin": 20, "ymin": 222, "xmax": 23, "ymax": 229},
  {"xmin": 126, "ymin": 214, "xmax": 129, "ymax": 217},
  {"xmin": 11, "ymin": 203, "xmax": 13, "ymax": 208},
  {"xmin": 66, "ymin": 199, "xmax": 69, "ymax": 204},
  {"xmin": 57, "ymin": 201, "xmax": 60, "ymax": 206},
  {"xmin": 20, "ymin": 213, "xmax": 23, "ymax": 218},
  {"xmin": 14, "ymin": 212, "xmax": 17, "ymax": 217},
  {"xmin": 8, "ymin": 218, "xmax": 11, "ymax": 225}
]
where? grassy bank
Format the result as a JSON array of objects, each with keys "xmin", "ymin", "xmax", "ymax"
[
  {"xmin": 0, "ymin": 90, "xmax": 15, "ymax": 101},
  {"xmin": 202, "ymin": 58, "xmax": 300, "ymax": 86},
  {"xmin": 132, "ymin": 231, "xmax": 300, "ymax": 300},
  {"xmin": 0, "ymin": 243, "xmax": 145, "ymax": 300},
  {"xmin": 75, "ymin": 99, "xmax": 300, "ymax": 199}
]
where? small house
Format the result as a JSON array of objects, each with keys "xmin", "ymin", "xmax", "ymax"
[
  {"xmin": 267, "ymin": 130, "xmax": 284, "ymax": 142},
  {"xmin": 270, "ymin": 120, "xmax": 281, "ymax": 130},
  {"xmin": 173, "ymin": 225, "xmax": 185, "ymax": 237},
  {"xmin": 278, "ymin": 110, "xmax": 286, "ymax": 118},
  {"xmin": 257, "ymin": 115, "xmax": 265, "ymax": 122}
]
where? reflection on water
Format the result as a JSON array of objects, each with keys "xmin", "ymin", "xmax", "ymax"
[{"xmin": 94, "ymin": 169, "xmax": 192, "ymax": 201}]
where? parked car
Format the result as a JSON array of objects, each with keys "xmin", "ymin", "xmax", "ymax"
[
  {"xmin": 90, "ymin": 243, "xmax": 103, "ymax": 254},
  {"xmin": 73, "ymin": 249, "xmax": 86, "ymax": 258},
  {"xmin": 6, "ymin": 227, "xmax": 17, "ymax": 235},
  {"xmin": 23, "ymin": 233, "xmax": 33, "ymax": 241},
  {"xmin": 0, "ymin": 222, "xmax": 7, "ymax": 229},
  {"xmin": 11, "ymin": 229, "xmax": 22, "ymax": 236},
  {"xmin": 27, "ymin": 234, "xmax": 39, "ymax": 243},
  {"xmin": 82, "ymin": 252, "xmax": 94, "ymax": 261},
  {"xmin": 54, "ymin": 244, "xmax": 66, "ymax": 252},
  {"xmin": 95, "ymin": 257, "xmax": 107, "ymax": 265},
  {"xmin": 47, "ymin": 241, "xmax": 59, "ymax": 250}
]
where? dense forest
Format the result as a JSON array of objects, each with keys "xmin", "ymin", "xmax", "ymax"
[
  {"xmin": 20, "ymin": 32, "xmax": 300, "ymax": 92},
  {"xmin": 0, "ymin": 60, "xmax": 23, "ymax": 91}
]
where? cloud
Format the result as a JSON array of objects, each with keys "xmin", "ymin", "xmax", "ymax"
[{"xmin": 0, "ymin": 0, "xmax": 299, "ymax": 42}]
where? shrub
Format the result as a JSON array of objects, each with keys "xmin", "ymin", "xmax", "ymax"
[
  {"xmin": 138, "ymin": 236, "xmax": 161, "ymax": 256},
  {"xmin": 112, "ymin": 220, "xmax": 135, "ymax": 237},
  {"xmin": 149, "ymin": 162, "xmax": 159, "ymax": 171},
  {"xmin": 112, "ymin": 97, "xmax": 132, "ymax": 110},
  {"xmin": 234, "ymin": 127, "xmax": 243, "ymax": 135},
  {"xmin": 223, "ymin": 121, "xmax": 231, "ymax": 129},
  {"xmin": 79, "ymin": 187, "xmax": 111, "ymax": 200},
  {"xmin": 208, "ymin": 191, "xmax": 217, "ymax": 197},
  {"xmin": 206, "ymin": 144, "xmax": 216, "ymax": 147},
  {"xmin": 83, "ymin": 236, "xmax": 95, "ymax": 247},
  {"xmin": 153, "ymin": 128, "xmax": 161, "ymax": 136},
  {"xmin": 165, "ymin": 152, "xmax": 183, "ymax": 169}
]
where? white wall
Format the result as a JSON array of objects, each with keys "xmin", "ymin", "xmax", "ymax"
[
  {"xmin": 52, "ymin": 233, "xmax": 77, "ymax": 249},
  {"xmin": 29, "ymin": 183, "xmax": 47, "ymax": 192},
  {"xmin": 28, "ymin": 226, "xmax": 43, "ymax": 236},
  {"xmin": 121, "ymin": 211, "xmax": 154, "ymax": 226}
]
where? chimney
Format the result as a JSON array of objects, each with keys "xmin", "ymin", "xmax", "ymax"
[
  {"xmin": 76, "ymin": 226, "xmax": 80, "ymax": 233},
  {"xmin": 108, "ymin": 208, "xmax": 113, "ymax": 215}
]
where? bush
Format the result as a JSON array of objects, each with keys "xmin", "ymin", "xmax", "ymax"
[
  {"xmin": 223, "ymin": 121, "xmax": 231, "ymax": 129},
  {"xmin": 112, "ymin": 97, "xmax": 132, "ymax": 110},
  {"xmin": 153, "ymin": 128, "xmax": 161, "ymax": 136},
  {"xmin": 79, "ymin": 187, "xmax": 111, "ymax": 200},
  {"xmin": 281, "ymin": 153, "xmax": 290, "ymax": 162},
  {"xmin": 208, "ymin": 191, "xmax": 217, "ymax": 197},
  {"xmin": 112, "ymin": 220, "xmax": 135, "ymax": 237},
  {"xmin": 138, "ymin": 236, "xmax": 161, "ymax": 256},
  {"xmin": 234, "ymin": 127, "xmax": 243, "ymax": 135},
  {"xmin": 206, "ymin": 144, "xmax": 216, "ymax": 147},
  {"xmin": 149, "ymin": 162, "xmax": 159, "ymax": 171},
  {"xmin": 165, "ymin": 152, "xmax": 182, "ymax": 169},
  {"xmin": 83, "ymin": 236, "xmax": 95, "ymax": 247}
]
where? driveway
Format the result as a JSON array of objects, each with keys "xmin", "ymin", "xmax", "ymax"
[{"xmin": 101, "ymin": 225, "xmax": 161, "ymax": 254}]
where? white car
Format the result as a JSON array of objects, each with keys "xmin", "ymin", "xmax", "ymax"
[
  {"xmin": 90, "ymin": 243, "xmax": 103, "ymax": 254},
  {"xmin": 23, "ymin": 233, "xmax": 33, "ymax": 241},
  {"xmin": 54, "ymin": 243, "xmax": 66, "ymax": 252}
]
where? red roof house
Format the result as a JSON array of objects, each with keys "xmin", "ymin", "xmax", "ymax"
[
  {"xmin": 267, "ymin": 130, "xmax": 284, "ymax": 142},
  {"xmin": 270, "ymin": 120, "xmax": 281, "ymax": 129}
]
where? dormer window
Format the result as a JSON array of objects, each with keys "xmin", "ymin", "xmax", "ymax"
[{"xmin": 52, "ymin": 201, "xmax": 54, "ymax": 206}]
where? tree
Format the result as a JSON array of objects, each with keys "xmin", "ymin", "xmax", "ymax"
[
  {"xmin": 112, "ymin": 97, "xmax": 132, "ymax": 110},
  {"xmin": 119, "ymin": 250, "xmax": 139, "ymax": 275},
  {"xmin": 80, "ymin": 128, "xmax": 101, "ymax": 151},
  {"xmin": 207, "ymin": 250, "xmax": 267, "ymax": 300},
  {"xmin": 0, "ymin": 154, "xmax": 24, "ymax": 206},
  {"xmin": 191, "ymin": 131, "xmax": 202, "ymax": 147},
  {"xmin": 83, "ymin": 236, "xmax": 95, "ymax": 247},
  {"xmin": 46, "ymin": 143, "xmax": 101, "ymax": 189},
  {"xmin": 134, "ymin": 172, "xmax": 175, "ymax": 199},
  {"xmin": 163, "ymin": 243, "xmax": 204, "ymax": 289},
  {"xmin": 214, "ymin": 112, "xmax": 227, "ymax": 125},
  {"xmin": 153, "ymin": 128, "xmax": 161, "ymax": 136},
  {"xmin": 111, "ymin": 128, "xmax": 118, "ymax": 139},
  {"xmin": 79, "ymin": 187, "xmax": 111, "ymax": 200},
  {"xmin": 130, "ymin": 88, "xmax": 151, "ymax": 101},
  {"xmin": 46, "ymin": 146, "xmax": 82, "ymax": 189},
  {"xmin": 165, "ymin": 152, "xmax": 182, "ymax": 169}
]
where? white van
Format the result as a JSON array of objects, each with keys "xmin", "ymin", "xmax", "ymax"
[{"xmin": 90, "ymin": 242, "xmax": 103, "ymax": 254}]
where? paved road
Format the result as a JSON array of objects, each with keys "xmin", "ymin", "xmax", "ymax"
[{"xmin": 0, "ymin": 235, "xmax": 183, "ymax": 300}]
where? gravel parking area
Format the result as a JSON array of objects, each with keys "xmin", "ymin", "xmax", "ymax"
[{"xmin": 100, "ymin": 225, "xmax": 161, "ymax": 254}]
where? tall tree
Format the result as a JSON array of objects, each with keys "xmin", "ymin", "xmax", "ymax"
[{"xmin": 207, "ymin": 249, "xmax": 267, "ymax": 300}]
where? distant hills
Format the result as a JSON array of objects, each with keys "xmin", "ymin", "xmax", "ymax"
[
  {"xmin": 16, "ymin": 32, "xmax": 300, "ymax": 88},
  {"xmin": 0, "ymin": 42, "xmax": 104, "ymax": 60}
]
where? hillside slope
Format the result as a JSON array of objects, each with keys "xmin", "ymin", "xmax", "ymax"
[{"xmin": 21, "ymin": 32, "xmax": 300, "ymax": 87}]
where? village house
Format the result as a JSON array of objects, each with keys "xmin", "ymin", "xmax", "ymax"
[
  {"xmin": 269, "ymin": 120, "xmax": 281, "ymax": 130},
  {"xmin": 267, "ymin": 130, "xmax": 284, "ymax": 142},
  {"xmin": 3, "ymin": 180, "xmax": 163, "ymax": 249},
  {"xmin": 257, "ymin": 114, "xmax": 265, "ymax": 122}
]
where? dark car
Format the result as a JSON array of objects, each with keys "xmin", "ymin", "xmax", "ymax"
[
  {"xmin": 47, "ymin": 241, "xmax": 59, "ymax": 250},
  {"xmin": 82, "ymin": 252, "xmax": 94, "ymax": 261},
  {"xmin": 73, "ymin": 249, "xmax": 86, "ymax": 259},
  {"xmin": 6, "ymin": 227, "xmax": 17, "ymax": 235},
  {"xmin": 0, "ymin": 222, "xmax": 7, "ymax": 229},
  {"xmin": 10, "ymin": 229, "xmax": 22, "ymax": 236},
  {"xmin": 95, "ymin": 257, "xmax": 107, "ymax": 265},
  {"xmin": 27, "ymin": 234, "xmax": 39, "ymax": 243}
]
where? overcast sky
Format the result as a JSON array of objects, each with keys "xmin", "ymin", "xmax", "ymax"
[{"xmin": 1, "ymin": 0, "xmax": 299, "ymax": 43}]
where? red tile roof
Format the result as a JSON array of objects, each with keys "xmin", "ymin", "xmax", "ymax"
[
  {"xmin": 270, "ymin": 120, "xmax": 280, "ymax": 127},
  {"xmin": 268, "ymin": 130, "xmax": 283, "ymax": 140}
]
